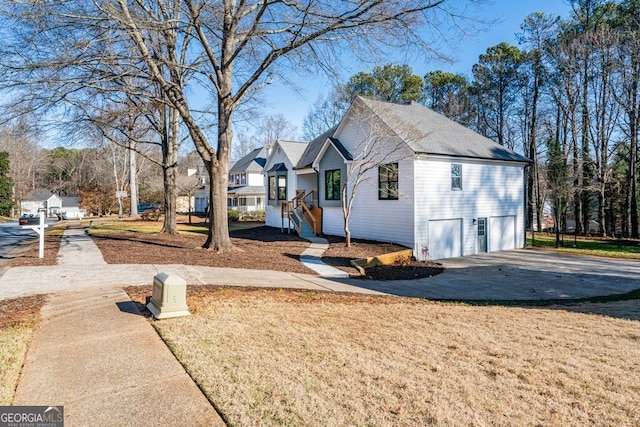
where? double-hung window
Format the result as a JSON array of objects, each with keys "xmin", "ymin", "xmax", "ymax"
[
  {"xmin": 325, "ymin": 169, "xmax": 341, "ymax": 200},
  {"xmin": 268, "ymin": 176, "xmax": 276, "ymax": 200},
  {"xmin": 378, "ymin": 163, "xmax": 399, "ymax": 200},
  {"xmin": 277, "ymin": 175, "xmax": 287, "ymax": 200},
  {"xmin": 451, "ymin": 164, "xmax": 462, "ymax": 190}
]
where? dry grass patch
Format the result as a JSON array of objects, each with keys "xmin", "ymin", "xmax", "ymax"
[
  {"xmin": 133, "ymin": 287, "xmax": 640, "ymax": 426},
  {"xmin": 0, "ymin": 295, "xmax": 47, "ymax": 405}
]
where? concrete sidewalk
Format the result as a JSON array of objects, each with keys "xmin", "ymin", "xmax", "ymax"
[
  {"xmin": 6, "ymin": 224, "xmax": 381, "ymax": 427},
  {"xmin": 11, "ymin": 226, "xmax": 226, "ymax": 426},
  {"xmin": 13, "ymin": 287, "xmax": 224, "ymax": 426}
]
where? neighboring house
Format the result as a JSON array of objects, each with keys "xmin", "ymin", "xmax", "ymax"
[
  {"xmin": 194, "ymin": 147, "xmax": 268, "ymax": 214},
  {"xmin": 227, "ymin": 147, "xmax": 267, "ymax": 212},
  {"xmin": 20, "ymin": 190, "xmax": 86, "ymax": 219},
  {"xmin": 264, "ymin": 96, "xmax": 531, "ymax": 261}
]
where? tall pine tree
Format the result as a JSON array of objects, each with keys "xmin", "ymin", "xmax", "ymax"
[{"xmin": 0, "ymin": 151, "xmax": 14, "ymax": 216}]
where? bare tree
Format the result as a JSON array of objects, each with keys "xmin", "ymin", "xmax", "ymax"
[
  {"xmin": 302, "ymin": 88, "xmax": 351, "ymax": 141},
  {"xmin": 0, "ymin": 0, "xmax": 484, "ymax": 251},
  {"xmin": 335, "ymin": 99, "xmax": 417, "ymax": 247},
  {"xmin": 234, "ymin": 113, "xmax": 297, "ymax": 159},
  {"xmin": 103, "ymin": 0, "xmax": 483, "ymax": 252}
]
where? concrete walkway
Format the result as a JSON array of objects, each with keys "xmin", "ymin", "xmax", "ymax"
[
  {"xmin": 3, "ymin": 224, "xmax": 640, "ymax": 426},
  {"xmin": 12, "ymin": 227, "xmax": 225, "ymax": 426},
  {"xmin": 299, "ymin": 236, "xmax": 350, "ymax": 278},
  {"xmin": 13, "ymin": 287, "xmax": 224, "ymax": 426}
]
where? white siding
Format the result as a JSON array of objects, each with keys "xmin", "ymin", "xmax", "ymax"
[
  {"xmin": 323, "ymin": 158, "xmax": 415, "ymax": 249},
  {"xmin": 414, "ymin": 157, "xmax": 526, "ymax": 260},
  {"xmin": 264, "ymin": 148, "xmax": 297, "ymax": 228},
  {"xmin": 247, "ymin": 172, "xmax": 263, "ymax": 186},
  {"xmin": 296, "ymin": 172, "xmax": 317, "ymax": 194},
  {"xmin": 322, "ymin": 113, "xmax": 415, "ymax": 247}
]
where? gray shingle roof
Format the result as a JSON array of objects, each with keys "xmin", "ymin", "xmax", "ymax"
[
  {"xmin": 227, "ymin": 185, "xmax": 265, "ymax": 195},
  {"xmin": 230, "ymin": 147, "xmax": 267, "ymax": 173},
  {"xmin": 295, "ymin": 126, "xmax": 338, "ymax": 169},
  {"xmin": 61, "ymin": 197, "xmax": 80, "ymax": 207},
  {"xmin": 357, "ymin": 96, "xmax": 531, "ymax": 163},
  {"xmin": 276, "ymin": 140, "xmax": 308, "ymax": 167}
]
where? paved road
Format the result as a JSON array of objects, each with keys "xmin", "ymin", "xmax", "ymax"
[
  {"xmin": 0, "ymin": 220, "xmax": 37, "ymax": 257},
  {"xmin": 0, "ymin": 219, "xmax": 57, "ymax": 274}
]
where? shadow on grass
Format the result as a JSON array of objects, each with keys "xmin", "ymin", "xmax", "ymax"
[
  {"xmin": 92, "ymin": 233, "xmax": 189, "ymax": 250},
  {"xmin": 230, "ymin": 226, "xmax": 307, "ymax": 243}
]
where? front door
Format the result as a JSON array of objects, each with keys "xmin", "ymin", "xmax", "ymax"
[{"xmin": 477, "ymin": 218, "xmax": 487, "ymax": 253}]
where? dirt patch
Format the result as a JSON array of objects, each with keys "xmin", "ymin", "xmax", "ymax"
[
  {"xmin": 0, "ymin": 295, "xmax": 47, "ymax": 330},
  {"xmin": 7, "ymin": 233, "xmax": 62, "ymax": 267},
  {"xmin": 10, "ymin": 220, "xmax": 443, "ymax": 280}
]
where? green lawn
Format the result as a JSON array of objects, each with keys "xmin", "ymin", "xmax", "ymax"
[{"xmin": 527, "ymin": 232, "xmax": 640, "ymax": 259}]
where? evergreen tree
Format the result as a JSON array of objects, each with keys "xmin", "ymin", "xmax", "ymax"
[{"xmin": 0, "ymin": 151, "xmax": 14, "ymax": 216}]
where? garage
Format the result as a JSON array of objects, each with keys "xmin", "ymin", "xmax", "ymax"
[
  {"xmin": 428, "ymin": 219, "xmax": 463, "ymax": 260},
  {"xmin": 489, "ymin": 215, "xmax": 516, "ymax": 252}
]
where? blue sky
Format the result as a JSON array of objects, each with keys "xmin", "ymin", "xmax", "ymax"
[{"xmin": 253, "ymin": 0, "xmax": 574, "ymax": 138}]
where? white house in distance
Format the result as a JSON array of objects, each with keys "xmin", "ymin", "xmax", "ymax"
[
  {"xmin": 194, "ymin": 147, "xmax": 268, "ymax": 214},
  {"xmin": 227, "ymin": 147, "xmax": 267, "ymax": 212},
  {"xmin": 264, "ymin": 96, "xmax": 531, "ymax": 261},
  {"xmin": 20, "ymin": 190, "xmax": 86, "ymax": 219}
]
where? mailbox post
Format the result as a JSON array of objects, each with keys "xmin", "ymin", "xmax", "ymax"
[{"xmin": 22, "ymin": 211, "xmax": 48, "ymax": 258}]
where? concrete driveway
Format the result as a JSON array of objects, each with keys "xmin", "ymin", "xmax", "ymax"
[{"xmin": 341, "ymin": 249, "xmax": 640, "ymax": 300}]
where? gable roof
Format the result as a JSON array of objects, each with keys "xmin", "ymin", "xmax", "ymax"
[
  {"xmin": 355, "ymin": 96, "xmax": 531, "ymax": 163},
  {"xmin": 230, "ymin": 147, "xmax": 267, "ymax": 174},
  {"xmin": 311, "ymin": 137, "xmax": 354, "ymax": 168},
  {"xmin": 295, "ymin": 126, "xmax": 338, "ymax": 169},
  {"xmin": 61, "ymin": 197, "xmax": 80, "ymax": 207},
  {"xmin": 26, "ymin": 189, "xmax": 53, "ymax": 201},
  {"xmin": 271, "ymin": 140, "xmax": 308, "ymax": 168}
]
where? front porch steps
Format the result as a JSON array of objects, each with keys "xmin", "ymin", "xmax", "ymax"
[{"xmin": 300, "ymin": 237, "xmax": 350, "ymax": 279}]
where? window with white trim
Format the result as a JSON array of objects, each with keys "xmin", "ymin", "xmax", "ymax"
[{"xmin": 451, "ymin": 164, "xmax": 462, "ymax": 190}]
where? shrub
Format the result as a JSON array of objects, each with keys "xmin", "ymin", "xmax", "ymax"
[{"xmin": 227, "ymin": 209, "xmax": 241, "ymax": 222}]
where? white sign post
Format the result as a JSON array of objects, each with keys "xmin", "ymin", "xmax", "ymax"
[{"xmin": 22, "ymin": 211, "xmax": 49, "ymax": 259}]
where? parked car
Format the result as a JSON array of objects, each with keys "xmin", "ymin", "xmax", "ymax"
[
  {"xmin": 19, "ymin": 215, "xmax": 40, "ymax": 225},
  {"xmin": 137, "ymin": 203, "xmax": 159, "ymax": 213}
]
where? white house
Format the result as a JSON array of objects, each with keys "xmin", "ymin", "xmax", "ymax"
[
  {"xmin": 194, "ymin": 148, "xmax": 268, "ymax": 215},
  {"xmin": 227, "ymin": 147, "xmax": 267, "ymax": 212},
  {"xmin": 20, "ymin": 190, "xmax": 86, "ymax": 219},
  {"xmin": 264, "ymin": 96, "xmax": 531, "ymax": 261}
]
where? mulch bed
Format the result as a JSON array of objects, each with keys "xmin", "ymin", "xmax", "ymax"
[
  {"xmin": 10, "ymin": 221, "xmax": 444, "ymax": 281},
  {"xmin": 91, "ymin": 225, "xmax": 314, "ymax": 275},
  {"xmin": 321, "ymin": 234, "xmax": 444, "ymax": 280}
]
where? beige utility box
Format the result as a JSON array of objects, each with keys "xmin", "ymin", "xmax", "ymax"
[{"xmin": 147, "ymin": 273, "xmax": 191, "ymax": 319}]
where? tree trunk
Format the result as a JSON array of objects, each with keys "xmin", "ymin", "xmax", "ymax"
[
  {"xmin": 342, "ymin": 186, "xmax": 352, "ymax": 247},
  {"xmin": 129, "ymin": 140, "xmax": 139, "ymax": 218},
  {"xmin": 630, "ymin": 51, "xmax": 639, "ymax": 238},
  {"xmin": 202, "ymin": 89, "xmax": 233, "ymax": 251},
  {"xmin": 162, "ymin": 105, "xmax": 180, "ymax": 234}
]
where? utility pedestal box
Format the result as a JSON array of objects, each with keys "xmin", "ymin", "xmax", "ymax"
[{"xmin": 147, "ymin": 273, "xmax": 190, "ymax": 319}]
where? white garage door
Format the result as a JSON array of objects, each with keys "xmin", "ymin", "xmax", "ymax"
[
  {"xmin": 428, "ymin": 219, "xmax": 463, "ymax": 260},
  {"xmin": 489, "ymin": 215, "xmax": 516, "ymax": 252}
]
